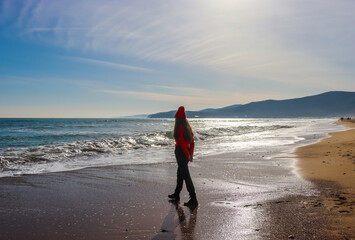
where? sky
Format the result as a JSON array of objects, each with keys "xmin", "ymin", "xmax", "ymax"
[{"xmin": 0, "ymin": 0, "xmax": 354, "ymax": 118}]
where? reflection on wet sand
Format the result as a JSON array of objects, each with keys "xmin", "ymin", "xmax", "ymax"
[{"xmin": 152, "ymin": 200, "xmax": 198, "ymax": 240}]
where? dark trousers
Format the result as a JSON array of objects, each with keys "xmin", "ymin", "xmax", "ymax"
[{"xmin": 174, "ymin": 146, "xmax": 196, "ymax": 199}]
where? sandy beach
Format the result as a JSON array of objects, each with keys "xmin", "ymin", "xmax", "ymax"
[
  {"xmin": 296, "ymin": 120, "xmax": 355, "ymax": 239},
  {"xmin": 0, "ymin": 159, "xmax": 321, "ymax": 240},
  {"xmin": 2, "ymin": 0, "xmax": 355, "ymax": 239},
  {"xmin": 0, "ymin": 120, "xmax": 354, "ymax": 239}
]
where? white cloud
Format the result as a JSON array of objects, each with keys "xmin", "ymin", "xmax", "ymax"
[
  {"xmin": 0, "ymin": 75, "xmax": 103, "ymax": 89},
  {"xmin": 98, "ymin": 88, "xmax": 274, "ymax": 107},
  {"xmin": 24, "ymin": 27, "xmax": 86, "ymax": 34},
  {"xmin": 66, "ymin": 56, "xmax": 155, "ymax": 72},
  {"xmin": 99, "ymin": 89, "xmax": 204, "ymax": 103},
  {"xmin": 3, "ymin": 0, "xmax": 355, "ymax": 89}
]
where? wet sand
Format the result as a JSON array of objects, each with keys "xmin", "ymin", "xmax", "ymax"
[
  {"xmin": 0, "ymin": 156, "xmax": 341, "ymax": 239},
  {"xmin": 0, "ymin": 122, "xmax": 354, "ymax": 239},
  {"xmin": 296, "ymin": 120, "xmax": 355, "ymax": 239},
  {"xmin": 0, "ymin": 156, "xmax": 270, "ymax": 240}
]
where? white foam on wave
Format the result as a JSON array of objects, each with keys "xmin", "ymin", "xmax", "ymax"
[
  {"xmin": 0, "ymin": 118, "xmax": 343, "ymax": 177},
  {"xmin": 0, "ymin": 147, "xmax": 175, "ymax": 177}
]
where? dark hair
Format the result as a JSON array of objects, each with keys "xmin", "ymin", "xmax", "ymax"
[{"xmin": 173, "ymin": 117, "xmax": 194, "ymax": 142}]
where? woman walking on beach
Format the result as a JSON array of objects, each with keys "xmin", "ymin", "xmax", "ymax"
[{"xmin": 168, "ymin": 106, "xmax": 198, "ymax": 206}]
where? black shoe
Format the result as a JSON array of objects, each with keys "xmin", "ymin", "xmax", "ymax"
[
  {"xmin": 168, "ymin": 193, "xmax": 180, "ymax": 201},
  {"xmin": 183, "ymin": 198, "xmax": 198, "ymax": 207}
]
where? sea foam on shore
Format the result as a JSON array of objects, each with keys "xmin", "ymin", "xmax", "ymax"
[
  {"xmin": 0, "ymin": 118, "xmax": 346, "ymax": 177},
  {"xmin": 0, "ymin": 118, "xmax": 351, "ymax": 240}
]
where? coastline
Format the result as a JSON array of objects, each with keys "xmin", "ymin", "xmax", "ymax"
[
  {"xmin": 0, "ymin": 149, "xmax": 326, "ymax": 240},
  {"xmin": 0, "ymin": 119, "xmax": 353, "ymax": 239},
  {"xmin": 296, "ymin": 120, "xmax": 355, "ymax": 239}
]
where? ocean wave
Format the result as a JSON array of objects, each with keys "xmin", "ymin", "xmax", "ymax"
[
  {"xmin": 194, "ymin": 124, "xmax": 293, "ymax": 140},
  {"xmin": 0, "ymin": 122, "xmax": 297, "ymax": 178},
  {"xmin": 0, "ymin": 124, "xmax": 293, "ymax": 168},
  {"xmin": 0, "ymin": 131, "xmax": 173, "ymax": 167},
  {"xmin": 31, "ymin": 124, "xmax": 100, "ymax": 129}
]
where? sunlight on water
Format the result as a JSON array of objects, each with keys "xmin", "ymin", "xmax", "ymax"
[{"xmin": 0, "ymin": 118, "xmax": 346, "ymax": 177}]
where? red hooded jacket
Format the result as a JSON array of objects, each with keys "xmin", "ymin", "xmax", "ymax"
[{"xmin": 175, "ymin": 125, "xmax": 195, "ymax": 161}]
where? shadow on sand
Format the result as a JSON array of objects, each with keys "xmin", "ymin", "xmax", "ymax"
[{"xmin": 152, "ymin": 200, "xmax": 198, "ymax": 240}]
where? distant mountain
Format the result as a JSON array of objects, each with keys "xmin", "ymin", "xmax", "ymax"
[
  {"xmin": 148, "ymin": 91, "xmax": 355, "ymax": 118},
  {"xmin": 148, "ymin": 104, "xmax": 242, "ymax": 118}
]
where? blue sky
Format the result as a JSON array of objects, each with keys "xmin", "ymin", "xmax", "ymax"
[{"xmin": 1, "ymin": 0, "xmax": 354, "ymax": 117}]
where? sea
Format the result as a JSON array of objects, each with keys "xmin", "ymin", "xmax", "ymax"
[{"xmin": 0, "ymin": 118, "xmax": 347, "ymax": 178}]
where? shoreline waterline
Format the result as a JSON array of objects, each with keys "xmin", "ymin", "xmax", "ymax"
[
  {"xmin": 295, "ymin": 120, "xmax": 355, "ymax": 238},
  {"xmin": 0, "ymin": 118, "xmax": 345, "ymax": 178},
  {"xmin": 0, "ymin": 119, "xmax": 351, "ymax": 239}
]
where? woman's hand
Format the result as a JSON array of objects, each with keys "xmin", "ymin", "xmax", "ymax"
[{"xmin": 188, "ymin": 155, "xmax": 193, "ymax": 162}]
